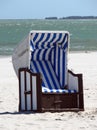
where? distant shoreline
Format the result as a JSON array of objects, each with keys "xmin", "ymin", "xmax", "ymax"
[
  {"xmin": 0, "ymin": 16, "xmax": 97, "ymax": 20},
  {"xmin": 45, "ymin": 16, "xmax": 97, "ymax": 20}
]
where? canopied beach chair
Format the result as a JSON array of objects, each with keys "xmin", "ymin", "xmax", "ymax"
[{"xmin": 12, "ymin": 30, "xmax": 84, "ymax": 112}]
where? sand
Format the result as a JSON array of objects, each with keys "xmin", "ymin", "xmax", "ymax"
[{"xmin": 0, "ymin": 52, "xmax": 97, "ymax": 130}]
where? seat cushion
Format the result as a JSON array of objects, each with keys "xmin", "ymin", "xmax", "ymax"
[{"xmin": 42, "ymin": 87, "xmax": 77, "ymax": 93}]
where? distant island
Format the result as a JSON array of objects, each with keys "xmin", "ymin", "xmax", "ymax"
[
  {"xmin": 45, "ymin": 17, "xmax": 58, "ymax": 20},
  {"xmin": 45, "ymin": 16, "xmax": 97, "ymax": 20}
]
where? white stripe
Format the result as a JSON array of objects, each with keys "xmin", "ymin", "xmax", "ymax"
[
  {"xmin": 30, "ymin": 33, "xmax": 36, "ymax": 43},
  {"xmin": 55, "ymin": 46, "xmax": 58, "ymax": 76},
  {"xmin": 35, "ymin": 61, "xmax": 59, "ymax": 89},
  {"xmin": 50, "ymin": 33, "xmax": 59, "ymax": 46},
  {"xmin": 32, "ymin": 76, "xmax": 37, "ymax": 110},
  {"xmin": 26, "ymin": 72, "xmax": 31, "ymax": 110},
  {"xmin": 45, "ymin": 33, "xmax": 54, "ymax": 46},
  {"xmin": 51, "ymin": 49, "xmax": 54, "ymax": 66},
  {"xmin": 30, "ymin": 40, "xmax": 34, "ymax": 51},
  {"xmin": 34, "ymin": 61, "xmax": 49, "ymax": 88},
  {"xmin": 47, "ymin": 61, "xmax": 60, "ymax": 89},
  {"xmin": 39, "ymin": 33, "xmax": 48, "ymax": 47},
  {"xmin": 45, "ymin": 48, "xmax": 52, "ymax": 60},
  {"xmin": 41, "ymin": 61, "xmax": 55, "ymax": 89},
  {"xmin": 33, "ymin": 48, "xmax": 52, "ymax": 61},
  {"xmin": 34, "ymin": 33, "xmax": 42, "ymax": 44},
  {"xmin": 38, "ymin": 33, "xmax": 47, "ymax": 46},
  {"xmin": 31, "ymin": 33, "xmax": 35, "ymax": 39},
  {"xmin": 20, "ymin": 72, "xmax": 25, "ymax": 110},
  {"xmin": 59, "ymin": 34, "xmax": 65, "ymax": 44},
  {"xmin": 60, "ymin": 49, "xmax": 63, "ymax": 86},
  {"xmin": 34, "ymin": 49, "xmax": 39, "ymax": 60},
  {"xmin": 39, "ymin": 49, "xmax": 44, "ymax": 60},
  {"xmin": 62, "ymin": 35, "xmax": 68, "ymax": 48}
]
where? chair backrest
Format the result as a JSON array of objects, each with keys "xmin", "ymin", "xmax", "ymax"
[{"xmin": 30, "ymin": 31, "xmax": 69, "ymax": 89}]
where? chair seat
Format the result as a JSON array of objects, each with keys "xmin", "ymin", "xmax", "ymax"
[{"xmin": 42, "ymin": 87, "xmax": 77, "ymax": 93}]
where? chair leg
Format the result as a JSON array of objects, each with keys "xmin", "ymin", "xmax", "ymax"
[
  {"xmin": 79, "ymin": 93, "xmax": 84, "ymax": 110},
  {"xmin": 78, "ymin": 75, "xmax": 84, "ymax": 110}
]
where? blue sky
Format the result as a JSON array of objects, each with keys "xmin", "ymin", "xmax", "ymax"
[{"xmin": 0, "ymin": 0, "xmax": 97, "ymax": 19}]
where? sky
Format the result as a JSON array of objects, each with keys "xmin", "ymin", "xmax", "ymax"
[{"xmin": 0, "ymin": 0, "xmax": 97, "ymax": 19}]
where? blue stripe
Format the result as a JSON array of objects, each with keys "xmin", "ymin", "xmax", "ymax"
[
  {"xmin": 54, "ymin": 33, "xmax": 62, "ymax": 44},
  {"xmin": 63, "ymin": 41, "xmax": 68, "ymax": 50},
  {"xmin": 62, "ymin": 34, "xmax": 68, "ymax": 49},
  {"xmin": 35, "ymin": 33, "xmax": 45, "ymax": 48},
  {"xmin": 43, "ymin": 90, "xmax": 48, "ymax": 93},
  {"xmin": 39, "ymin": 61, "xmax": 52, "ymax": 89},
  {"xmin": 47, "ymin": 33, "xmax": 56, "ymax": 47},
  {"xmin": 42, "ymin": 49, "xmax": 48, "ymax": 60},
  {"xmin": 31, "ymin": 60, "xmax": 60, "ymax": 89},
  {"xmin": 41, "ymin": 33, "xmax": 51, "ymax": 47},
  {"xmin": 37, "ymin": 49, "xmax": 42, "ymax": 60},
  {"xmin": 61, "ymin": 34, "xmax": 67, "ymax": 45},
  {"xmin": 33, "ymin": 33, "xmax": 39, "ymax": 42},
  {"xmin": 56, "ymin": 90, "xmax": 60, "ymax": 93},
  {"xmin": 30, "ymin": 61, "xmax": 46, "ymax": 87},
  {"xmin": 44, "ymin": 61, "xmax": 60, "ymax": 89},
  {"xmin": 74, "ymin": 90, "xmax": 76, "ymax": 93},
  {"xmin": 48, "ymin": 48, "xmax": 53, "ymax": 60},
  {"xmin": 31, "ymin": 48, "xmax": 54, "ymax": 61},
  {"xmin": 31, "ymin": 51, "xmax": 34, "ymax": 60},
  {"xmin": 68, "ymin": 89, "xmax": 71, "ymax": 93},
  {"xmin": 30, "ymin": 64, "xmax": 33, "ymax": 72},
  {"xmin": 31, "ymin": 61, "xmax": 39, "ymax": 73}
]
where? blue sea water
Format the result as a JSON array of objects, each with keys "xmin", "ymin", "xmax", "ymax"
[{"xmin": 0, "ymin": 19, "xmax": 97, "ymax": 55}]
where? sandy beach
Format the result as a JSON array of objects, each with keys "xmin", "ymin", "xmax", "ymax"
[{"xmin": 0, "ymin": 52, "xmax": 97, "ymax": 130}]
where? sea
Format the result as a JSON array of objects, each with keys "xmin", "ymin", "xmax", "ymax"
[{"xmin": 0, "ymin": 19, "xmax": 97, "ymax": 55}]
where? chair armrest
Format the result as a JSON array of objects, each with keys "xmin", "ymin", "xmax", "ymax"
[{"xmin": 68, "ymin": 70, "xmax": 83, "ymax": 93}]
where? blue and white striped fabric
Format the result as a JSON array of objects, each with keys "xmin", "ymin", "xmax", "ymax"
[
  {"xmin": 30, "ymin": 61, "xmax": 61, "ymax": 89},
  {"xmin": 31, "ymin": 48, "xmax": 53, "ymax": 61},
  {"xmin": 30, "ymin": 32, "xmax": 68, "ymax": 50},
  {"xmin": 31, "ymin": 46, "xmax": 67, "ymax": 88},
  {"xmin": 30, "ymin": 31, "xmax": 70, "ymax": 93},
  {"xmin": 51, "ymin": 46, "xmax": 67, "ymax": 88}
]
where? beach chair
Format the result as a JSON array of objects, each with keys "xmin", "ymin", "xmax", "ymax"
[{"xmin": 13, "ymin": 30, "xmax": 84, "ymax": 112}]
